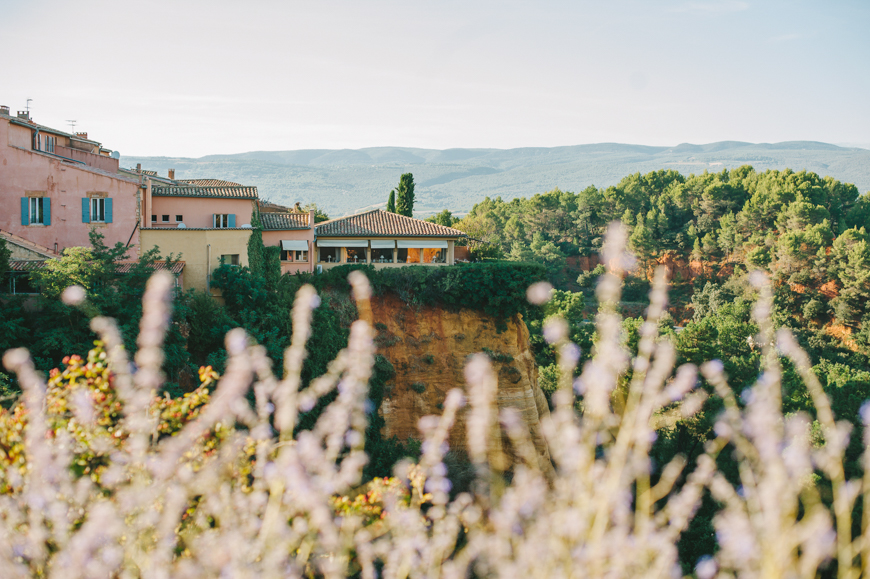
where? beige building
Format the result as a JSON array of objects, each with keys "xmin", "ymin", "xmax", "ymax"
[{"xmin": 314, "ymin": 210, "xmax": 465, "ymax": 270}]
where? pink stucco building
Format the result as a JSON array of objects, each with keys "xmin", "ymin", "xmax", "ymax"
[
  {"xmin": 261, "ymin": 211, "xmax": 316, "ymax": 275},
  {"xmin": 0, "ymin": 106, "xmax": 142, "ymax": 255}
]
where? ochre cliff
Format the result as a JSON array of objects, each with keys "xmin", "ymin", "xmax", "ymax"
[{"xmin": 370, "ymin": 294, "xmax": 552, "ymax": 474}]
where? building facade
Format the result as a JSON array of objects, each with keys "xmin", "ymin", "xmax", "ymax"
[
  {"xmin": 314, "ymin": 210, "xmax": 464, "ymax": 270},
  {"xmin": 0, "ymin": 107, "xmax": 142, "ymax": 255}
]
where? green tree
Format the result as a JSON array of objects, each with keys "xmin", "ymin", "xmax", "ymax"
[
  {"xmin": 301, "ymin": 203, "xmax": 330, "ymax": 223},
  {"xmin": 395, "ymin": 173, "xmax": 415, "ymax": 217},
  {"xmin": 386, "ymin": 190, "xmax": 396, "ymax": 213},
  {"xmin": 0, "ymin": 237, "xmax": 10, "ymax": 292},
  {"xmin": 247, "ymin": 212, "xmax": 265, "ymax": 277},
  {"xmin": 425, "ymin": 209, "xmax": 457, "ymax": 227}
]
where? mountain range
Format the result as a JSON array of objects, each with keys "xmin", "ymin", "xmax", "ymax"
[{"xmin": 122, "ymin": 141, "xmax": 870, "ymax": 218}]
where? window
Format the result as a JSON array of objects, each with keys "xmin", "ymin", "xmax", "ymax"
[
  {"xmin": 21, "ymin": 196, "xmax": 50, "ymax": 226},
  {"xmin": 345, "ymin": 247, "xmax": 367, "ymax": 263},
  {"xmin": 175, "ymin": 215, "xmax": 183, "ymax": 222},
  {"xmin": 371, "ymin": 248, "xmax": 393, "ymax": 262},
  {"xmin": 81, "ymin": 196, "xmax": 111, "ymax": 223},
  {"xmin": 29, "ymin": 197, "xmax": 45, "ymax": 224},
  {"xmin": 91, "ymin": 198, "xmax": 106, "ymax": 222},
  {"xmin": 44, "ymin": 135, "xmax": 55, "ymax": 153},
  {"xmin": 319, "ymin": 247, "xmax": 340, "ymax": 263},
  {"xmin": 220, "ymin": 254, "xmax": 240, "ymax": 266},
  {"xmin": 280, "ymin": 249, "xmax": 308, "ymax": 262},
  {"xmin": 162, "ymin": 215, "xmax": 170, "ymax": 222},
  {"xmin": 214, "ymin": 214, "xmax": 235, "ymax": 228},
  {"xmin": 151, "ymin": 215, "xmax": 157, "ymax": 223}
]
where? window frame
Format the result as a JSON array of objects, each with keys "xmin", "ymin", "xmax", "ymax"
[
  {"xmin": 91, "ymin": 197, "xmax": 106, "ymax": 223},
  {"xmin": 29, "ymin": 197, "xmax": 44, "ymax": 224}
]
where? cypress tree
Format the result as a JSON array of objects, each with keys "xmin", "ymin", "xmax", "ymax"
[
  {"xmin": 386, "ymin": 189, "xmax": 396, "ymax": 213},
  {"xmin": 0, "ymin": 237, "xmax": 10, "ymax": 292},
  {"xmin": 247, "ymin": 212, "xmax": 265, "ymax": 276},
  {"xmin": 395, "ymin": 173, "xmax": 415, "ymax": 217}
]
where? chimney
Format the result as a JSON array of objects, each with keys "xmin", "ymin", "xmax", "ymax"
[
  {"xmin": 17, "ymin": 110, "xmax": 29, "ymax": 120},
  {"xmin": 75, "ymin": 132, "xmax": 88, "ymax": 140},
  {"xmin": 168, "ymin": 168, "xmax": 175, "ymax": 180},
  {"xmin": 0, "ymin": 105, "xmax": 9, "ymax": 116},
  {"xmin": 136, "ymin": 163, "xmax": 142, "ymax": 173}
]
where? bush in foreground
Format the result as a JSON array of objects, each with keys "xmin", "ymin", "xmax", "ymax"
[{"xmin": 0, "ymin": 227, "xmax": 868, "ymax": 578}]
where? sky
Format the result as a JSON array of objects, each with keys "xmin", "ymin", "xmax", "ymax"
[{"xmin": 1, "ymin": 0, "xmax": 868, "ymax": 157}]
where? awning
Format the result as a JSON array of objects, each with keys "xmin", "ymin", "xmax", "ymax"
[
  {"xmin": 316, "ymin": 239, "xmax": 368, "ymax": 248},
  {"xmin": 370, "ymin": 240, "xmax": 395, "ymax": 249},
  {"xmin": 281, "ymin": 240, "xmax": 309, "ymax": 251},
  {"xmin": 397, "ymin": 240, "xmax": 448, "ymax": 249}
]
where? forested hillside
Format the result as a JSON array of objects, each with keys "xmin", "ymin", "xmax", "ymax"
[
  {"xmin": 453, "ymin": 166, "xmax": 870, "ymax": 331},
  {"xmin": 121, "ymin": 142, "xmax": 870, "ymax": 217}
]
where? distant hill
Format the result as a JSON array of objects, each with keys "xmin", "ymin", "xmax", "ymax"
[{"xmin": 122, "ymin": 142, "xmax": 870, "ymax": 218}]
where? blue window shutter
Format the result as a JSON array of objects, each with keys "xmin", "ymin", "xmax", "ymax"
[
  {"xmin": 105, "ymin": 198, "xmax": 113, "ymax": 223},
  {"xmin": 43, "ymin": 198, "xmax": 51, "ymax": 226},
  {"xmin": 213, "ymin": 214, "xmax": 216, "ymax": 228},
  {"xmin": 21, "ymin": 198, "xmax": 29, "ymax": 226},
  {"xmin": 82, "ymin": 198, "xmax": 91, "ymax": 223},
  {"xmin": 228, "ymin": 214, "xmax": 236, "ymax": 228}
]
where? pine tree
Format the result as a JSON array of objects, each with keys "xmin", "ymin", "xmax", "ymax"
[
  {"xmin": 386, "ymin": 190, "xmax": 396, "ymax": 213},
  {"xmin": 395, "ymin": 173, "xmax": 415, "ymax": 217}
]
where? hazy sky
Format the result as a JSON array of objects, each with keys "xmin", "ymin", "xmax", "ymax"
[{"xmin": 1, "ymin": 0, "xmax": 867, "ymax": 157}]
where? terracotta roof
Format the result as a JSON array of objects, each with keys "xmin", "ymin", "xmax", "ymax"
[
  {"xmin": 115, "ymin": 261, "xmax": 185, "ymax": 275},
  {"xmin": 9, "ymin": 260, "xmax": 184, "ymax": 274},
  {"xmin": 141, "ymin": 227, "xmax": 253, "ymax": 231},
  {"xmin": 0, "ymin": 230, "xmax": 59, "ymax": 259},
  {"xmin": 9, "ymin": 260, "xmax": 48, "ymax": 272},
  {"xmin": 261, "ymin": 212, "xmax": 311, "ymax": 230},
  {"xmin": 315, "ymin": 209, "xmax": 465, "ymax": 238},
  {"xmin": 259, "ymin": 201, "xmax": 297, "ymax": 213},
  {"xmin": 151, "ymin": 184, "xmax": 258, "ymax": 199},
  {"xmin": 178, "ymin": 179, "xmax": 242, "ymax": 187},
  {"xmin": 141, "ymin": 170, "xmax": 158, "ymax": 176}
]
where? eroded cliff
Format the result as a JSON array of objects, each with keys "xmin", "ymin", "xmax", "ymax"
[{"xmin": 370, "ymin": 294, "xmax": 552, "ymax": 474}]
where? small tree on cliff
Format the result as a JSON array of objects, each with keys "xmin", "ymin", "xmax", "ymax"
[
  {"xmin": 395, "ymin": 173, "xmax": 415, "ymax": 217},
  {"xmin": 386, "ymin": 190, "xmax": 396, "ymax": 213}
]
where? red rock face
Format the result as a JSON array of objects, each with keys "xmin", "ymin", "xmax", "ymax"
[{"xmin": 371, "ymin": 294, "xmax": 552, "ymax": 474}]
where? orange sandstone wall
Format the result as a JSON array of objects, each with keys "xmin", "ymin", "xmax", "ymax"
[{"xmin": 371, "ymin": 294, "xmax": 552, "ymax": 474}]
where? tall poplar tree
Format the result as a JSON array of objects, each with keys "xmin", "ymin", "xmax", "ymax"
[
  {"xmin": 395, "ymin": 173, "xmax": 415, "ymax": 217},
  {"xmin": 386, "ymin": 189, "xmax": 396, "ymax": 213}
]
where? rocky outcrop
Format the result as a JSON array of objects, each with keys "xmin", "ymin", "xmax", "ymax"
[{"xmin": 371, "ymin": 294, "xmax": 552, "ymax": 474}]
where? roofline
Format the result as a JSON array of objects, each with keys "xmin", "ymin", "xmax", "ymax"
[
  {"xmin": 150, "ymin": 193, "xmax": 258, "ymax": 200},
  {"xmin": 315, "ymin": 208, "xmax": 466, "ymax": 236},
  {"xmin": 7, "ymin": 117, "xmax": 102, "ymax": 145},
  {"xmin": 141, "ymin": 227, "xmax": 255, "ymax": 231},
  {"xmin": 314, "ymin": 234, "xmax": 464, "ymax": 238}
]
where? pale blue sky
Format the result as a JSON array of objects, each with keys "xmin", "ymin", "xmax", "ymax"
[{"xmin": 1, "ymin": 0, "xmax": 867, "ymax": 157}]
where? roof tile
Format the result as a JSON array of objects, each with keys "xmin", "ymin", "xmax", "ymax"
[
  {"xmin": 151, "ymin": 185, "xmax": 258, "ymax": 200},
  {"xmin": 316, "ymin": 210, "xmax": 464, "ymax": 237},
  {"xmin": 261, "ymin": 212, "xmax": 311, "ymax": 230}
]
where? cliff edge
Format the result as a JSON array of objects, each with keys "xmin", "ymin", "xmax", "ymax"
[{"xmin": 371, "ymin": 294, "xmax": 552, "ymax": 474}]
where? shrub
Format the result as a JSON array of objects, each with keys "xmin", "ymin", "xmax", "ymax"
[{"xmin": 1, "ymin": 238, "xmax": 869, "ymax": 578}]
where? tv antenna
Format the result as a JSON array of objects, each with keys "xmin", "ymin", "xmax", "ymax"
[
  {"xmin": 25, "ymin": 98, "xmax": 32, "ymax": 114},
  {"xmin": 66, "ymin": 120, "xmax": 77, "ymax": 132}
]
